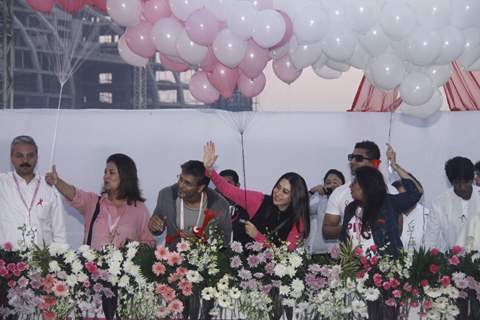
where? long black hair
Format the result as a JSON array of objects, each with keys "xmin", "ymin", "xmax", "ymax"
[
  {"xmin": 105, "ymin": 153, "xmax": 145, "ymax": 205},
  {"xmin": 354, "ymin": 166, "xmax": 387, "ymax": 235},
  {"xmin": 269, "ymin": 172, "xmax": 310, "ymax": 239}
]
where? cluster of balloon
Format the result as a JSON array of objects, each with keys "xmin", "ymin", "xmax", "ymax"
[
  {"xmin": 26, "ymin": 0, "xmax": 106, "ymax": 13},
  {"xmin": 108, "ymin": 1, "xmax": 480, "ymax": 116}
]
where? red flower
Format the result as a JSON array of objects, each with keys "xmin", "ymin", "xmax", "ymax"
[
  {"xmin": 420, "ymin": 280, "xmax": 429, "ymax": 287},
  {"xmin": 354, "ymin": 247, "xmax": 363, "ymax": 256},
  {"xmin": 449, "ymin": 255, "xmax": 460, "ymax": 266},
  {"xmin": 85, "ymin": 261, "xmax": 98, "ymax": 274},
  {"xmin": 410, "ymin": 300, "xmax": 419, "ymax": 308},
  {"xmin": 403, "ymin": 282, "xmax": 412, "ymax": 292},
  {"xmin": 7, "ymin": 280, "xmax": 16, "ymax": 288},
  {"xmin": 356, "ymin": 271, "xmax": 365, "ymax": 279},
  {"xmin": 42, "ymin": 311, "xmax": 56, "ymax": 320},
  {"xmin": 429, "ymin": 264, "xmax": 439, "ymax": 274},
  {"xmin": 382, "ymin": 281, "xmax": 391, "ymax": 290},
  {"xmin": 392, "ymin": 289, "xmax": 402, "ymax": 298},
  {"xmin": 2, "ymin": 242, "xmax": 13, "ymax": 251},
  {"xmin": 451, "ymin": 245, "xmax": 464, "ymax": 255},
  {"xmin": 430, "ymin": 248, "xmax": 439, "ymax": 256},
  {"xmin": 440, "ymin": 276, "xmax": 451, "ymax": 287},
  {"xmin": 43, "ymin": 296, "xmax": 56, "ymax": 307},
  {"xmin": 385, "ymin": 298, "xmax": 396, "ymax": 307},
  {"xmin": 370, "ymin": 256, "xmax": 379, "ymax": 265},
  {"xmin": 6, "ymin": 263, "xmax": 16, "ymax": 272},
  {"xmin": 369, "ymin": 244, "xmax": 378, "ymax": 252},
  {"xmin": 423, "ymin": 300, "xmax": 433, "ymax": 310},
  {"xmin": 16, "ymin": 262, "xmax": 27, "ymax": 272},
  {"xmin": 373, "ymin": 273, "xmax": 383, "ymax": 287},
  {"xmin": 389, "ymin": 278, "xmax": 400, "ymax": 289}
]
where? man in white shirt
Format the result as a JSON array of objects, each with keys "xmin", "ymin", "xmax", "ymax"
[
  {"xmin": 425, "ymin": 156, "xmax": 480, "ymax": 252},
  {"xmin": 0, "ymin": 136, "xmax": 67, "ymax": 248}
]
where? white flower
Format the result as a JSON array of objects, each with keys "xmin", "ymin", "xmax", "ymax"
[
  {"xmin": 274, "ymin": 264, "xmax": 287, "ymax": 277},
  {"xmin": 186, "ymin": 271, "xmax": 203, "ymax": 283},
  {"xmin": 201, "ymin": 287, "xmax": 216, "ymax": 300},
  {"xmin": 364, "ymin": 287, "xmax": 380, "ymax": 301},
  {"xmin": 77, "ymin": 272, "xmax": 88, "ymax": 283},
  {"xmin": 279, "ymin": 285, "xmax": 290, "ymax": 295},
  {"xmin": 447, "ymin": 304, "xmax": 460, "ymax": 316},
  {"xmin": 286, "ymin": 266, "xmax": 296, "ymax": 278},
  {"xmin": 351, "ymin": 299, "xmax": 367, "ymax": 317},
  {"xmin": 71, "ymin": 260, "xmax": 83, "ymax": 274},
  {"xmin": 108, "ymin": 275, "xmax": 119, "ymax": 285},
  {"xmin": 291, "ymin": 279, "xmax": 304, "ymax": 293},
  {"xmin": 118, "ymin": 275, "xmax": 130, "ymax": 288},
  {"xmin": 48, "ymin": 243, "xmax": 69, "ymax": 256},
  {"xmin": 217, "ymin": 294, "xmax": 231, "ymax": 308},
  {"xmin": 425, "ymin": 286, "xmax": 442, "ymax": 298},
  {"xmin": 289, "ymin": 254, "xmax": 302, "ymax": 269},
  {"xmin": 217, "ymin": 277, "xmax": 229, "ymax": 291},
  {"xmin": 229, "ymin": 288, "xmax": 241, "ymax": 300},
  {"xmin": 208, "ymin": 267, "xmax": 219, "ymax": 275},
  {"xmin": 108, "ymin": 261, "xmax": 121, "ymax": 276},
  {"xmin": 49, "ymin": 260, "xmax": 61, "ymax": 273},
  {"xmin": 64, "ymin": 251, "xmax": 77, "ymax": 264},
  {"xmin": 66, "ymin": 274, "xmax": 78, "ymax": 287}
]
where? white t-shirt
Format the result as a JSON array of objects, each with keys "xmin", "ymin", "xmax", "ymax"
[
  {"xmin": 307, "ymin": 194, "xmax": 336, "ymax": 254},
  {"xmin": 346, "ymin": 207, "xmax": 375, "ymax": 249},
  {"xmin": 400, "ymin": 204, "xmax": 429, "ymax": 251},
  {"xmin": 0, "ymin": 171, "xmax": 67, "ymax": 248}
]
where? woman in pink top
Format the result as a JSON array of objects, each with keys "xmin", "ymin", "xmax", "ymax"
[
  {"xmin": 203, "ymin": 142, "xmax": 310, "ymax": 251},
  {"xmin": 45, "ymin": 153, "xmax": 155, "ymax": 250}
]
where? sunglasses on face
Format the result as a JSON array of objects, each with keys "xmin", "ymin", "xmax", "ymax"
[{"xmin": 348, "ymin": 154, "xmax": 372, "ymax": 162}]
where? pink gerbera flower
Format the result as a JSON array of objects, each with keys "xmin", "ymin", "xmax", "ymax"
[
  {"xmin": 152, "ymin": 262, "xmax": 166, "ymax": 276},
  {"xmin": 155, "ymin": 246, "xmax": 170, "ymax": 261},
  {"xmin": 167, "ymin": 299, "xmax": 184, "ymax": 314},
  {"xmin": 53, "ymin": 281, "xmax": 69, "ymax": 297},
  {"xmin": 176, "ymin": 241, "xmax": 189, "ymax": 252},
  {"xmin": 167, "ymin": 252, "xmax": 183, "ymax": 266}
]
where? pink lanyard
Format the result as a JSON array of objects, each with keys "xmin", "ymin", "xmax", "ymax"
[
  {"xmin": 12, "ymin": 173, "xmax": 41, "ymax": 218},
  {"xmin": 354, "ymin": 207, "xmax": 363, "ymax": 243}
]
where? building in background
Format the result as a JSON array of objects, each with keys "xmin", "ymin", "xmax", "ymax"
[{"xmin": 0, "ymin": 0, "xmax": 252, "ymax": 111}]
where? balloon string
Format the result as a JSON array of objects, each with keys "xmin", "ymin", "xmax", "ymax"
[
  {"xmin": 49, "ymin": 83, "xmax": 64, "ymax": 167},
  {"xmin": 241, "ymin": 133, "xmax": 248, "ymax": 213}
]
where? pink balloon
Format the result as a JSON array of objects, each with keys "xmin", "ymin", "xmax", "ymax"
[
  {"xmin": 272, "ymin": 55, "xmax": 302, "ymax": 84},
  {"xmin": 125, "ymin": 21, "xmax": 156, "ymax": 58},
  {"xmin": 26, "ymin": 0, "xmax": 55, "ymax": 12},
  {"xmin": 118, "ymin": 35, "xmax": 149, "ymax": 67},
  {"xmin": 200, "ymin": 48, "xmax": 219, "ymax": 72},
  {"xmin": 207, "ymin": 63, "xmax": 240, "ymax": 99},
  {"xmin": 56, "ymin": 0, "xmax": 86, "ymax": 13},
  {"xmin": 238, "ymin": 72, "xmax": 266, "ymax": 98},
  {"xmin": 189, "ymin": 71, "xmax": 220, "ymax": 103},
  {"xmin": 142, "ymin": 0, "xmax": 171, "ymax": 24},
  {"xmin": 270, "ymin": 10, "xmax": 293, "ymax": 50},
  {"xmin": 185, "ymin": 8, "xmax": 220, "ymax": 46},
  {"xmin": 160, "ymin": 54, "xmax": 190, "ymax": 72},
  {"xmin": 239, "ymin": 39, "xmax": 270, "ymax": 79}
]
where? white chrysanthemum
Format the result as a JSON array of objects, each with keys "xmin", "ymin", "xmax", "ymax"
[
  {"xmin": 81, "ymin": 249, "xmax": 96, "ymax": 262},
  {"xmin": 208, "ymin": 267, "xmax": 219, "ymax": 275},
  {"xmin": 279, "ymin": 285, "xmax": 290, "ymax": 296},
  {"xmin": 108, "ymin": 261, "xmax": 121, "ymax": 276},
  {"xmin": 364, "ymin": 287, "xmax": 380, "ymax": 301},
  {"xmin": 64, "ymin": 251, "xmax": 77, "ymax": 264},
  {"xmin": 444, "ymin": 285, "xmax": 459, "ymax": 299},
  {"xmin": 66, "ymin": 274, "xmax": 78, "ymax": 287},
  {"xmin": 77, "ymin": 272, "xmax": 88, "ymax": 283},
  {"xmin": 274, "ymin": 264, "xmax": 287, "ymax": 277},
  {"xmin": 186, "ymin": 270, "xmax": 203, "ymax": 283},
  {"xmin": 425, "ymin": 286, "xmax": 442, "ymax": 298},
  {"xmin": 286, "ymin": 266, "xmax": 296, "ymax": 277},
  {"xmin": 108, "ymin": 275, "xmax": 119, "ymax": 285},
  {"xmin": 282, "ymin": 298, "xmax": 295, "ymax": 307},
  {"xmin": 447, "ymin": 304, "xmax": 460, "ymax": 316},
  {"xmin": 118, "ymin": 275, "xmax": 130, "ymax": 288},
  {"xmin": 229, "ymin": 287, "xmax": 241, "ymax": 300},
  {"xmin": 48, "ymin": 242, "xmax": 69, "ymax": 256},
  {"xmin": 49, "ymin": 260, "xmax": 61, "ymax": 273},
  {"xmin": 352, "ymin": 299, "xmax": 367, "ymax": 317},
  {"xmin": 201, "ymin": 287, "xmax": 216, "ymax": 300},
  {"xmin": 291, "ymin": 279, "xmax": 304, "ymax": 292},
  {"xmin": 217, "ymin": 294, "xmax": 231, "ymax": 308},
  {"xmin": 217, "ymin": 277, "xmax": 229, "ymax": 291},
  {"xmin": 289, "ymin": 254, "xmax": 302, "ymax": 269},
  {"xmin": 71, "ymin": 260, "xmax": 83, "ymax": 274}
]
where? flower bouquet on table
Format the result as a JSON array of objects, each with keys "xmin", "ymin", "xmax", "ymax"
[
  {"xmin": 444, "ymin": 245, "xmax": 480, "ymax": 318},
  {"xmin": 406, "ymin": 247, "xmax": 459, "ymax": 319}
]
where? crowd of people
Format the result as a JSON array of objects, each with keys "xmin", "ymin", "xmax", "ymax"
[
  {"xmin": 2, "ymin": 134, "xmax": 480, "ymax": 318},
  {"xmin": 1, "ymin": 135, "xmax": 480, "ymax": 257}
]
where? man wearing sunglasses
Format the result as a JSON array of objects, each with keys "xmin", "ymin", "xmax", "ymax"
[{"xmin": 322, "ymin": 140, "xmax": 398, "ymax": 240}]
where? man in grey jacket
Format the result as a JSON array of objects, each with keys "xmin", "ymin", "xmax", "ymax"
[{"xmin": 148, "ymin": 160, "xmax": 231, "ymax": 249}]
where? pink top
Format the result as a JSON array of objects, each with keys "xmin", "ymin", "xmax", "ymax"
[
  {"xmin": 68, "ymin": 188, "xmax": 156, "ymax": 250},
  {"xmin": 208, "ymin": 170, "xmax": 304, "ymax": 250}
]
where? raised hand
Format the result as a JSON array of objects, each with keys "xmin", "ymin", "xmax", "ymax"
[
  {"xmin": 45, "ymin": 165, "xmax": 59, "ymax": 187},
  {"xmin": 386, "ymin": 143, "xmax": 397, "ymax": 166},
  {"xmin": 148, "ymin": 215, "xmax": 166, "ymax": 234},
  {"xmin": 244, "ymin": 221, "xmax": 259, "ymax": 239},
  {"xmin": 203, "ymin": 141, "xmax": 218, "ymax": 171}
]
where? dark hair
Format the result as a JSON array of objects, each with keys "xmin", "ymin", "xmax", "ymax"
[
  {"xmin": 219, "ymin": 169, "xmax": 239, "ymax": 185},
  {"xmin": 445, "ymin": 157, "xmax": 474, "ymax": 184},
  {"xmin": 106, "ymin": 153, "xmax": 145, "ymax": 205},
  {"xmin": 354, "ymin": 166, "xmax": 387, "ymax": 235},
  {"xmin": 181, "ymin": 160, "xmax": 210, "ymax": 187},
  {"xmin": 474, "ymin": 161, "xmax": 480, "ymax": 173},
  {"xmin": 270, "ymin": 172, "xmax": 310, "ymax": 239},
  {"xmin": 354, "ymin": 140, "xmax": 380, "ymax": 160},
  {"xmin": 323, "ymin": 169, "xmax": 345, "ymax": 184}
]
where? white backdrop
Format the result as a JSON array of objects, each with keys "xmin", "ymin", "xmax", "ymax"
[{"xmin": 1, "ymin": 109, "xmax": 479, "ymax": 247}]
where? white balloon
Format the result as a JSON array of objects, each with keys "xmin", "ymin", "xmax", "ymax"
[
  {"xmin": 252, "ymin": 9, "xmax": 286, "ymax": 48},
  {"xmin": 369, "ymin": 53, "xmax": 405, "ymax": 90},
  {"xmin": 292, "ymin": 2, "xmax": 329, "ymax": 44},
  {"xmin": 451, "ymin": 0, "xmax": 480, "ymax": 29},
  {"xmin": 406, "ymin": 29, "xmax": 442, "ymax": 66},
  {"xmin": 425, "ymin": 65, "xmax": 452, "ymax": 87},
  {"xmin": 398, "ymin": 89, "xmax": 442, "ymax": 118},
  {"xmin": 458, "ymin": 28, "xmax": 480, "ymax": 69},
  {"xmin": 322, "ymin": 27, "xmax": 356, "ymax": 62},
  {"xmin": 205, "ymin": 0, "xmax": 232, "ymax": 21},
  {"xmin": 288, "ymin": 37, "xmax": 323, "ymax": 69},
  {"xmin": 400, "ymin": 72, "xmax": 435, "ymax": 106},
  {"xmin": 358, "ymin": 25, "xmax": 390, "ymax": 57},
  {"xmin": 152, "ymin": 18, "xmax": 184, "ymax": 56},
  {"xmin": 176, "ymin": 30, "xmax": 208, "ymax": 66},
  {"xmin": 467, "ymin": 57, "xmax": 480, "ymax": 71},
  {"xmin": 326, "ymin": 59, "xmax": 350, "ymax": 72},
  {"xmin": 270, "ymin": 43, "xmax": 289, "ymax": 60},
  {"xmin": 380, "ymin": 2, "xmax": 416, "ymax": 41},
  {"xmin": 388, "ymin": 40, "xmax": 409, "ymax": 62},
  {"xmin": 106, "ymin": 0, "xmax": 142, "ymax": 27},
  {"xmin": 322, "ymin": 0, "xmax": 347, "ymax": 26},
  {"xmin": 349, "ymin": 45, "xmax": 370, "ymax": 70},
  {"xmin": 227, "ymin": 0, "xmax": 257, "ymax": 40},
  {"xmin": 413, "ymin": 0, "xmax": 450, "ymax": 30},
  {"xmin": 312, "ymin": 53, "xmax": 328, "ymax": 70},
  {"xmin": 345, "ymin": 0, "xmax": 379, "ymax": 34},
  {"xmin": 312, "ymin": 64, "xmax": 342, "ymax": 79},
  {"xmin": 435, "ymin": 27, "xmax": 465, "ymax": 65},
  {"xmin": 169, "ymin": 0, "xmax": 205, "ymax": 21},
  {"xmin": 212, "ymin": 29, "xmax": 247, "ymax": 67}
]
